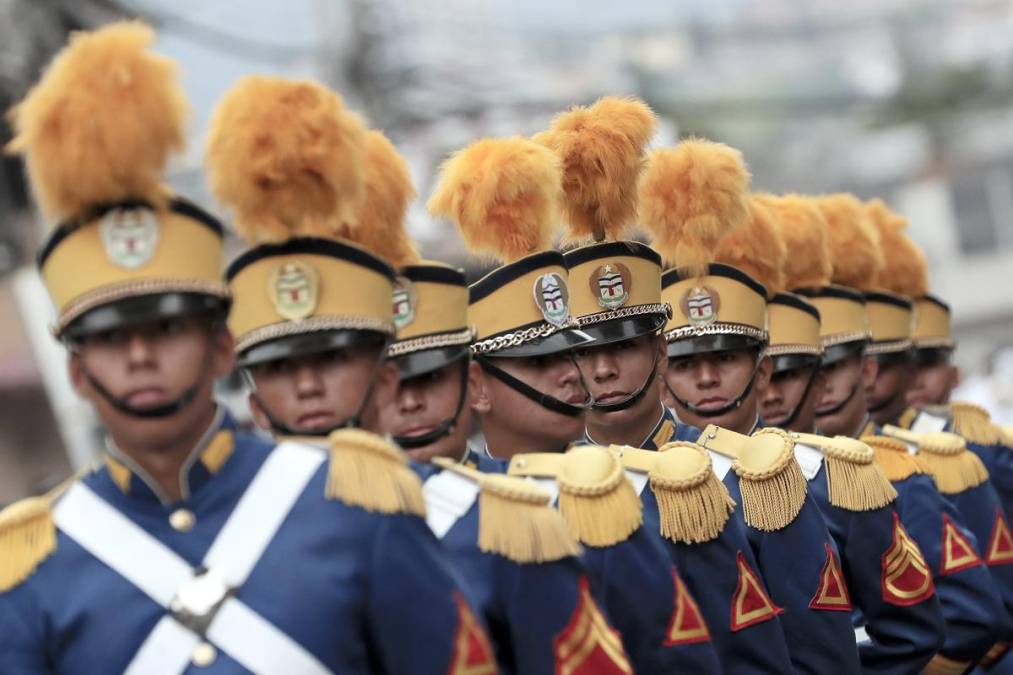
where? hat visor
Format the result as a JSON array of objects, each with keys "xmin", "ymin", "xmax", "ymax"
[
  {"xmin": 238, "ymin": 329, "xmax": 387, "ymax": 368},
  {"xmin": 392, "ymin": 346, "xmax": 469, "ymax": 380},
  {"xmin": 666, "ymin": 333, "xmax": 762, "ymax": 359},
  {"xmin": 62, "ymin": 292, "xmax": 229, "ymax": 340},
  {"xmin": 771, "ymin": 353, "xmax": 821, "ymax": 374},
  {"xmin": 579, "ymin": 314, "xmax": 666, "ymax": 347},
  {"xmin": 821, "ymin": 341, "xmax": 866, "ymax": 367},
  {"xmin": 911, "ymin": 347, "xmax": 953, "ymax": 366},
  {"xmin": 869, "ymin": 348, "xmax": 913, "ymax": 367},
  {"xmin": 488, "ymin": 328, "xmax": 594, "ymax": 358}
]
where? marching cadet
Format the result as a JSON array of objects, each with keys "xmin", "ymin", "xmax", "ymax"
[
  {"xmin": 427, "ymin": 131, "xmax": 721, "ymax": 673},
  {"xmin": 760, "ymin": 195, "xmax": 997, "ymax": 673},
  {"xmin": 641, "ymin": 148, "xmax": 866, "ymax": 674},
  {"xmin": 530, "ymin": 99, "xmax": 792, "ymax": 673},
  {"xmin": 0, "ymin": 28, "xmax": 495, "ymax": 671}
]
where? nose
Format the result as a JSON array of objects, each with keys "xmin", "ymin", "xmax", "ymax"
[
  {"xmin": 397, "ymin": 382, "xmax": 425, "ymax": 414},
  {"xmin": 696, "ymin": 360, "xmax": 720, "ymax": 389},
  {"xmin": 816, "ymin": 370, "xmax": 834, "ymax": 407},
  {"xmin": 557, "ymin": 356, "xmax": 583, "ymax": 390},
  {"xmin": 125, "ymin": 333, "xmax": 156, "ymax": 370},
  {"xmin": 760, "ymin": 380, "xmax": 782, "ymax": 407},
  {"xmin": 294, "ymin": 364, "xmax": 325, "ymax": 398},
  {"xmin": 590, "ymin": 350, "xmax": 618, "ymax": 383}
]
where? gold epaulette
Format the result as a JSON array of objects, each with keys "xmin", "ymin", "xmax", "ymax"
[
  {"xmin": 923, "ymin": 653, "xmax": 972, "ymax": 675},
  {"xmin": 557, "ymin": 446, "xmax": 643, "ymax": 547},
  {"xmin": 648, "ymin": 442, "xmax": 735, "ymax": 544},
  {"xmin": 861, "ymin": 435, "xmax": 927, "ymax": 483},
  {"xmin": 0, "ymin": 495, "xmax": 57, "ymax": 592},
  {"xmin": 697, "ymin": 424, "xmax": 748, "ymax": 458},
  {"xmin": 437, "ymin": 457, "xmax": 581, "ymax": 563},
  {"xmin": 325, "ymin": 429, "xmax": 425, "ymax": 516},
  {"xmin": 507, "ymin": 452, "xmax": 566, "ymax": 478},
  {"xmin": 793, "ymin": 432, "xmax": 897, "ymax": 511},
  {"xmin": 897, "ymin": 407, "xmax": 919, "ymax": 430},
  {"xmin": 914, "ymin": 431, "xmax": 990, "ymax": 495},
  {"xmin": 727, "ymin": 428, "xmax": 807, "ymax": 532},
  {"xmin": 950, "ymin": 401, "xmax": 1005, "ymax": 446}
]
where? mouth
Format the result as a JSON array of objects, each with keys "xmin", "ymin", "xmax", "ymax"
[
  {"xmin": 296, "ymin": 411, "xmax": 338, "ymax": 430},
  {"xmin": 565, "ymin": 392, "xmax": 590, "ymax": 405},
  {"xmin": 693, "ymin": 396, "xmax": 728, "ymax": 411},
  {"xmin": 595, "ymin": 391, "xmax": 629, "ymax": 405},
  {"xmin": 761, "ymin": 409, "xmax": 789, "ymax": 425},
  {"xmin": 397, "ymin": 425, "xmax": 437, "ymax": 438},
  {"xmin": 124, "ymin": 387, "xmax": 170, "ymax": 408},
  {"xmin": 814, "ymin": 401, "xmax": 840, "ymax": 416}
]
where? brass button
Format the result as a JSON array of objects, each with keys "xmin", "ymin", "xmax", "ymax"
[
  {"xmin": 169, "ymin": 509, "xmax": 195, "ymax": 532},
  {"xmin": 516, "ymin": 458, "xmax": 527, "ymax": 468},
  {"xmin": 192, "ymin": 642, "xmax": 216, "ymax": 667}
]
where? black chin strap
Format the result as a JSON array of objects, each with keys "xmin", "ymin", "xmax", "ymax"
[
  {"xmin": 664, "ymin": 353, "xmax": 763, "ymax": 419},
  {"xmin": 589, "ymin": 347, "xmax": 660, "ymax": 413},
  {"xmin": 83, "ymin": 367, "xmax": 200, "ymax": 418},
  {"xmin": 475, "ymin": 354, "xmax": 591, "ymax": 418},
  {"xmin": 814, "ymin": 380, "xmax": 860, "ymax": 418},
  {"xmin": 866, "ymin": 383, "xmax": 905, "ymax": 415},
  {"xmin": 773, "ymin": 368, "xmax": 820, "ymax": 429},
  {"xmin": 393, "ymin": 360, "xmax": 470, "ymax": 450}
]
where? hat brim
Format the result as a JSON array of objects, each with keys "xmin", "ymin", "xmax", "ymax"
[
  {"xmin": 62, "ymin": 292, "xmax": 229, "ymax": 340},
  {"xmin": 821, "ymin": 341, "xmax": 866, "ymax": 367},
  {"xmin": 488, "ymin": 328, "xmax": 594, "ymax": 358},
  {"xmin": 666, "ymin": 333, "xmax": 763, "ymax": 359},
  {"xmin": 771, "ymin": 353, "xmax": 821, "ymax": 374},
  {"xmin": 238, "ymin": 329, "xmax": 387, "ymax": 368},
  {"xmin": 911, "ymin": 347, "xmax": 953, "ymax": 366},
  {"xmin": 392, "ymin": 346, "xmax": 469, "ymax": 380},
  {"xmin": 870, "ymin": 349, "xmax": 913, "ymax": 367},
  {"xmin": 579, "ymin": 314, "xmax": 666, "ymax": 347}
]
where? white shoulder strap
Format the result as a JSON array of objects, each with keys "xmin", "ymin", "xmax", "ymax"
[
  {"xmin": 793, "ymin": 443, "xmax": 825, "ymax": 481},
  {"xmin": 423, "ymin": 470, "xmax": 480, "ymax": 539}
]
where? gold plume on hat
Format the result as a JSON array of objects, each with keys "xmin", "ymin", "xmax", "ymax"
[
  {"xmin": 754, "ymin": 193, "xmax": 832, "ymax": 290},
  {"xmin": 6, "ymin": 21, "xmax": 186, "ymax": 221},
  {"xmin": 205, "ymin": 76, "xmax": 368, "ymax": 245},
  {"xmin": 817, "ymin": 193, "xmax": 884, "ymax": 291},
  {"xmin": 349, "ymin": 130, "xmax": 420, "ymax": 267},
  {"xmin": 428, "ymin": 136, "xmax": 562, "ymax": 263},
  {"xmin": 535, "ymin": 96, "xmax": 657, "ymax": 243},
  {"xmin": 638, "ymin": 138, "xmax": 751, "ymax": 277},
  {"xmin": 866, "ymin": 199, "xmax": 928, "ymax": 298},
  {"xmin": 714, "ymin": 194, "xmax": 786, "ymax": 296}
]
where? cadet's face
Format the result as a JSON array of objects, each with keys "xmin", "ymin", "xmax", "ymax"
[
  {"xmin": 380, "ymin": 361, "xmax": 472, "ymax": 464},
  {"xmin": 248, "ymin": 345, "xmax": 390, "ymax": 435},
  {"xmin": 576, "ymin": 334, "xmax": 666, "ymax": 426},
  {"xmin": 866, "ymin": 360, "xmax": 913, "ymax": 424},
  {"xmin": 907, "ymin": 362, "xmax": 958, "ymax": 408},
  {"xmin": 473, "ymin": 352, "xmax": 588, "ymax": 450},
  {"xmin": 662, "ymin": 348, "xmax": 770, "ymax": 433},
  {"xmin": 759, "ymin": 365, "xmax": 823, "ymax": 431},
  {"xmin": 69, "ymin": 316, "xmax": 233, "ymax": 451},
  {"xmin": 815, "ymin": 353, "xmax": 876, "ymax": 436}
]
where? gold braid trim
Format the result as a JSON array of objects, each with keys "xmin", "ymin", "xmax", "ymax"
[
  {"xmin": 0, "ymin": 496, "xmax": 57, "ymax": 592},
  {"xmin": 917, "ymin": 432, "xmax": 990, "ymax": 495},
  {"xmin": 821, "ymin": 439, "xmax": 897, "ymax": 511},
  {"xmin": 649, "ymin": 442, "xmax": 735, "ymax": 544},
  {"xmin": 733, "ymin": 428, "xmax": 807, "ymax": 532},
  {"xmin": 862, "ymin": 435, "xmax": 927, "ymax": 483},
  {"xmin": 923, "ymin": 653, "xmax": 972, "ymax": 675},
  {"xmin": 477, "ymin": 474, "xmax": 581, "ymax": 563},
  {"xmin": 557, "ymin": 445, "xmax": 643, "ymax": 547},
  {"xmin": 325, "ymin": 429, "xmax": 424, "ymax": 516},
  {"xmin": 237, "ymin": 315, "xmax": 395, "ymax": 354},
  {"xmin": 950, "ymin": 401, "xmax": 1004, "ymax": 446}
]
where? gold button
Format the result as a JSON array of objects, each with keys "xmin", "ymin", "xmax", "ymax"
[
  {"xmin": 169, "ymin": 509, "xmax": 195, "ymax": 532},
  {"xmin": 516, "ymin": 458, "xmax": 527, "ymax": 468},
  {"xmin": 192, "ymin": 642, "xmax": 216, "ymax": 667}
]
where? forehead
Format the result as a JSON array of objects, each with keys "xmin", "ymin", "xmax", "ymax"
[{"xmin": 669, "ymin": 347, "xmax": 755, "ymax": 365}]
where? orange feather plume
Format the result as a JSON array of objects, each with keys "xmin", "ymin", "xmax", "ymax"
[
  {"xmin": 816, "ymin": 193, "xmax": 884, "ymax": 291},
  {"xmin": 866, "ymin": 199, "xmax": 928, "ymax": 297},
  {"xmin": 535, "ymin": 96, "xmax": 657, "ymax": 243},
  {"xmin": 350, "ymin": 131, "xmax": 419, "ymax": 267},
  {"xmin": 205, "ymin": 76, "xmax": 367, "ymax": 245},
  {"xmin": 428, "ymin": 137, "xmax": 562, "ymax": 263},
  {"xmin": 638, "ymin": 138, "xmax": 750, "ymax": 277},
  {"xmin": 755, "ymin": 193, "xmax": 832, "ymax": 290},
  {"xmin": 6, "ymin": 21, "xmax": 187, "ymax": 222},
  {"xmin": 714, "ymin": 195, "xmax": 786, "ymax": 296}
]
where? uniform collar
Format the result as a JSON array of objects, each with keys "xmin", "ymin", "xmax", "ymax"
[
  {"xmin": 855, "ymin": 414, "xmax": 876, "ymax": 438},
  {"xmin": 102, "ymin": 406, "xmax": 234, "ymax": 505},
  {"xmin": 585, "ymin": 405, "xmax": 696, "ymax": 450}
]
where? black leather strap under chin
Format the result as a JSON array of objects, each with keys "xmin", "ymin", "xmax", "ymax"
[
  {"xmin": 664, "ymin": 355, "xmax": 763, "ymax": 419},
  {"xmin": 394, "ymin": 360, "xmax": 469, "ymax": 450},
  {"xmin": 475, "ymin": 354, "xmax": 591, "ymax": 418},
  {"xmin": 590, "ymin": 348, "xmax": 660, "ymax": 413},
  {"xmin": 814, "ymin": 380, "xmax": 860, "ymax": 418},
  {"xmin": 83, "ymin": 367, "xmax": 199, "ymax": 419},
  {"xmin": 866, "ymin": 384, "xmax": 904, "ymax": 415},
  {"xmin": 773, "ymin": 368, "xmax": 819, "ymax": 429}
]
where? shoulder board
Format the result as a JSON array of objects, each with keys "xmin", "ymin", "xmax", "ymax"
[
  {"xmin": 731, "ymin": 428, "xmax": 807, "ymax": 532},
  {"xmin": 325, "ymin": 429, "xmax": 425, "ymax": 516},
  {"xmin": 861, "ymin": 435, "xmax": 927, "ymax": 482},
  {"xmin": 912, "ymin": 431, "xmax": 989, "ymax": 495},
  {"xmin": 422, "ymin": 459, "xmax": 483, "ymax": 539},
  {"xmin": 648, "ymin": 442, "xmax": 735, "ymax": 544},
  {"xmin": 950, "ymin": 401, "xmax": 1004, "ymax": 446},
  {"xmin": 697, "ymin": 424, "xmax": 747, "ymax": 459},
  {"xmin": 0, "ymin": 494, "xmax": 57, "ymax": 592},
  {"xmin": 555, "ymin": 445, "xmax": 642, "ymax": 547},
  {"xmin": 612, "ymin": 445, "xmax": 660, "ymax": 474},
  {"xmin": 793, "ymin": 433, "xmax": 897, "ymax": 511},
  {"xmin": 506, "ymin": 452, "xmax": 565, "ymax": 478}
]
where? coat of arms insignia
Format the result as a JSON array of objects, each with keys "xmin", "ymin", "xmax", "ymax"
[
  {"xmin": 392, "ymin": 278, "xmax": 417, "ymax": 330},
  {"xmin": 268, "ymin": 261, "xmax": 319, "ymax": 320},
  {"xmin": 98, "ymin": 208, "xmax": 160, "ymax": 270},
  {"xmin": 591, "ymin": 263, "xmax": 631, "ymax": 310},
  {"xmin": 533, "ymin": 273, "xmax": 571, "ymax": 327},
  {"xmin": 680, "ymin": 286, "xmax": 720, "ymax": 326}
]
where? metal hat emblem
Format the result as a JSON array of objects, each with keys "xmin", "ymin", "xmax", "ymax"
[
  {"xmin": 268, "ymin": 261, "xmax": 320, "ymax": 321},
  {"xmin": 534, "ymin": 272, "xmax": 571, "ymax": 327},
  {"xmin": 680, "ymin": 285, "xmax": 721, "ymax": 326},
  {"xmin": 591, "ymin": 262, "xmax": 631, "ymax": 310},
  {"xmin": 99, "ymin": 208, "xmax": 160, "ymax": 270},
  {"xmin": 392, "ymin": 277, "xmax": 417, "ymax": 330}
]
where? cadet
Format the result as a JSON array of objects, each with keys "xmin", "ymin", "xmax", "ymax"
[
  {"xmin": 532, "ymin": 99, "xmax": 791, "ymax": 673},
  {"xmin": 762, "ymin": 194, "xmax": 995, "ymax": 672},
  {"xmin": 641, "ymin": 151, "xmax": 866, "ymax": 674}
]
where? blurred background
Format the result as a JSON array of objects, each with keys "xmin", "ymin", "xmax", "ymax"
[{"xmin": 3, "ymin": 0, "xmax": 1013, "ymax": 502}]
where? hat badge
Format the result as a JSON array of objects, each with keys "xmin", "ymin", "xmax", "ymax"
[
  {"xmin": 593, "ymin": 263, "xmax": 630, "ymax": 310},
  {"xmin": 268, "ymin": 261, "xmax": 319, "ymax": 321},
  {"xmin": 392, "ymin": 278, "xmax": 417, "ymax": 330},
  {"xmin": 98, "ymin": 208, "xmax": 160, "ymax": 270},
  {"xmin": 534, "ymin": 272, "xmax": 571, "ymax": 327},
  {"xmin": 681, "ymin": 285, "xmax": 720, "ymax": 326}
]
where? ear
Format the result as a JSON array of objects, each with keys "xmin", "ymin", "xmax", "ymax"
[
  {"xmin": 654, "ymin": 334, "xmax": 668, "ymax": 378},
  {"xmin": 660, "ymin": 368, "xmax": 677, "ymax": 408},
  {"xmin": 755, "ymin": 354, "xmax": 773, "ymax": 391},
  {"xmin": 860, "ymin": 356, "xmax": 879, "ymax": 388},
  {"xmin": 67, "ymin": 353, "xmax": 90, "ymax": 399},
  {"xmin": 247, "ymin": 392, "xmax": 272, "ymax": 432},
  {"xmin": 211, "ymin": 327, "xmax": 237, "ymax": 379},
  {"xmin": 468, "ymin": 361, "xmax": 492, "ymax": 414}
]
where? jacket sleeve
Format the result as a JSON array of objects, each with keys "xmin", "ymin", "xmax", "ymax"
[{"xmin": 0, "ymin": 585, "xmax": 53, "ymax": 675}]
